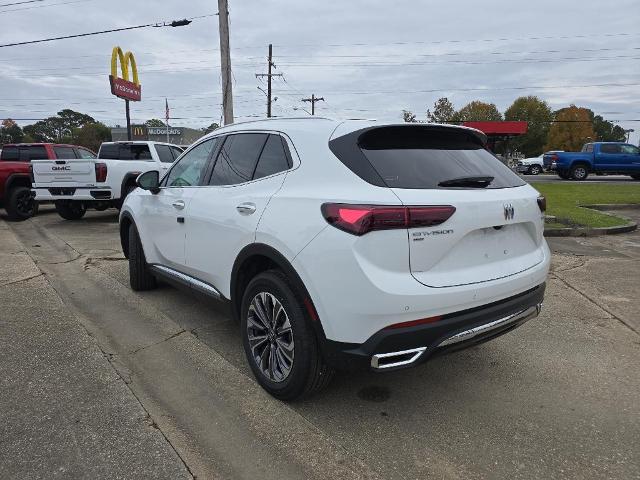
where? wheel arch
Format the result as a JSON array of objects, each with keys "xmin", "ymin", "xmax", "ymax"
[
  {"xmin": 119, "ymin": 210, "xmax": 134, "ymax": 258},
  {"xmin": 231, "ymin": 243, "xmax": 328, "ymax": 343},
  {"xmin": 120, "ymin": 172, "xmax": 141, "ymax": 198},
  {"xmin": 4, "ymin": 174, "xmax": 31, "ymax": 202}
]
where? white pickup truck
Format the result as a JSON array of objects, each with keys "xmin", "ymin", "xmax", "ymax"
[{"xmin": 32, "ymin": 141, "xmax": 183, "ymax": 220}]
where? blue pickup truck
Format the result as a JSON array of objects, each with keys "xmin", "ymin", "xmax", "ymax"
[{"xmin": 544, "ymin": 142, "xmax": 640, "ymax": 180}]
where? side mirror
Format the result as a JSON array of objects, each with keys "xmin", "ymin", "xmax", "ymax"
[{"xmin": 137, "ymin": 170, "xmax": 160, "ymax": 194}]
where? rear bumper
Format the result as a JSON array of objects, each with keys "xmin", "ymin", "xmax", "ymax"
[
  {"xmin": 33, "ymin": 186, "xmax": 113, "ymax": 202},
  {"xmin": 322, "ymin": 283, "xmax": 545, "ymax": 371}
]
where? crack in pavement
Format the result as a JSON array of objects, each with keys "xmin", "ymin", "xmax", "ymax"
[
  {"xmin": 129, "ymin": 329, "xmax": 188, "ymax": 355},
  {"xmin": 550, "ymin": 272, "xmax": 638, "ymax": 336},
  {"xmin": 0, "ymin": 272, "xmax": 44, "ymax": 288}
]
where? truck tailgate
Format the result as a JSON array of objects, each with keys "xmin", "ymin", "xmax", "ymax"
[{"xmin": 32, "ymin": 160, "xmax": 95, "ymax": 185}]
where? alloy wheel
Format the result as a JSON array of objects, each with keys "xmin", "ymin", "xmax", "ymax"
[
  {"xmin": 246, "ymin": 292, "xmax": 295, "ymax": 382},
  {"xmin": 16, "ymin": 190, "xmax": 34, "ymax": 216}
]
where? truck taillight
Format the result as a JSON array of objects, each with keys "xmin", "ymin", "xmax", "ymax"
[
  {"xmin": 29, "ymin": 164, "xmax": 34, "ymax": 183},
  {"xmin": 95, "ymin": 163, "xmax": 107, "ymax": 182},
  {"xmin": 321, "ymin": 203, "xmax": 456, "ymax": 236}
]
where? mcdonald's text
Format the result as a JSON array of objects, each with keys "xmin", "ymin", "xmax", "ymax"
[{"xmin": 109, "ymin": 75, "xmax": 141, "ymax": 101}]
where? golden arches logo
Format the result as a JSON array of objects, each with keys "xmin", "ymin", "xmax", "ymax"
[
  {"xmin": 109, "ymin": 46, "xmax": 141, "ymax": 101},
  {"xmin": 111, "ymin": 46, "xmax": 139, "ymax": 86}
]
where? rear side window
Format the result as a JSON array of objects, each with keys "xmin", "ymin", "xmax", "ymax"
[
  {"xmin": 155, "ymin": 145, "xmax": 175, "ymax": 163},
  {"xmin": 54, "ymin": 146, "xmax": 77, "ymax": 159},
  {"xmin": 209, "ymin": 133, "xmax": 268, "ymax": 186},
  {"xmin": 621, "ymin": 144, "xmax": 639, "ymax": 154},
  {"xmin": 330, "ymin": 126, "xmax": 525, "ymax": 189},
  {"xmin": 1, "ymin": 146, "xmax": 19, "ymax": 161},
  {"xmin": 21, "ymin": 146, "xmax": 48, "ymax": 161},
  {"xmin": 253, "ymin": 135, "xmax": 291, "ymax": 179},
  {"xmin": 98, "ymin": 143, "xmax": 152, "ymax": 160},
  {"xmin": 76, "ymin": 148, "xmax": 96, "ymax": 159},
  {"xmin": 600, "ymin": 144, "xmax": 621, "ymax": 154},
  {"xmin": 170, "ymin": 146, "xmax": 184, "ymax": 160}
]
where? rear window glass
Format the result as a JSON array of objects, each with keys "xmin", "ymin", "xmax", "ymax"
[
  {"xmin": 209, "ymin": 133, "xmax": 267, "ymax": 186},
  {"xmin": 21, "ymin": 146, "xmax": 48, "ymax": 161},
  {"xmin": 330, "ymin": 126, "xmax": 525, "ymax": 189},
  {"xmin": 600, "ymin": 144, "xmax": 620, "ymax": 154},
  {"xmin": 155, "ymin": 144, "xmax": 175, "ymax": 163},
  {"xmin": 1, "ymin": 146, "xmax": 19, "ymax": 161},
  {"xmin": 253, "ymin": 134, "xmax": 291, "ymax": 179},
  {"xmin": 54, "ymin": 146, "xmax": 77, "ymax": 159},
  {"xmin": 98, "ymin": 143, "xmax": 152, "ymax": 160},
  {"xmin": 582, "ymin": 144, "xmax": 594, "ymax": 153}
]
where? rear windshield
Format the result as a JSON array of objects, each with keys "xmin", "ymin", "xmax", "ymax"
[
  {"xmin": 98, "ymin": 143, "xmax": 152, "ymax": 160},
  {"xmin": 330, "ymin": 126, "xmax": 525, "ymax": 189}
]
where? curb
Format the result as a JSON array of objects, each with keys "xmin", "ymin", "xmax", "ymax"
[{"xmin": 544, "ymin": 203, "xmax": 639, "ymax": 237}]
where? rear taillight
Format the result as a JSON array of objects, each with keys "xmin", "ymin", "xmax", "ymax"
[
  {"xmin": 550, "ymin": 154, "xmax": 558, "ymax": 162},
  {"xmin": 321, "ymin": 203, "xmax": 456, "ymax": 236},
  {"xmin": 95, "ymin": 162, "xmax": 107, "ymax": 182},
  {"xmin": 537, "ymin": 196, "xmax": 546, "ymax": 213},
  {"xmin": 29, "ymin": 164, "xmax": 34, "ymax": 183}
]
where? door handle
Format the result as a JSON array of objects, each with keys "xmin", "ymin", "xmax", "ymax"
[
  {"xmin": 236, "ymin": 202, "xmax": 256, "ymax": 215},
  {"xmin": 172, "ymin": 200, "xmax": 185, "ymax": 210}
]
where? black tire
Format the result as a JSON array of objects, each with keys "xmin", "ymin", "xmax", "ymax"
[
  {"xmin": 570, "ymin": 164, "xmax": 589, "ymax": 181},
  {"xmin": 630, "ymin": 174, "xmax": 640, "ymax": 180},
  {"xmin": 241, "ymin": 270, "xmax": 334, "ymax": 400},
  {"xmin": 6, "ymin": 186, "xmax": 37, "ymax": 221},
  {"xmin": 558, "ymin": 171, "xmax": 571, "ymax": 180},
  {"xmin": 128, "ymin": 223, "xmax": 157, "ymax": 291},
  {"xmin": 528, "ymin": 165, "xmax": 542, "ymax": 175},
  {"xmin": 55, "ymin": 200, "xmax": 87, "ymax": 220}
]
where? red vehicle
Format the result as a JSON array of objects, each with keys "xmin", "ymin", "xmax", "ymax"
[{"xmin": 0, "ymin": 143, "xmax": 96, "ymax": 220}]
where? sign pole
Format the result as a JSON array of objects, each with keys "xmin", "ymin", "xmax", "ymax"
[{"xmin": 125, "ymin": 99, "xmax": 132, "ymax": 141}]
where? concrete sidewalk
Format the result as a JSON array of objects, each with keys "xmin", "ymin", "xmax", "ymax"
[{"xmin": 0, "ymin": 220, "xmax": 191, "ymax": 479}]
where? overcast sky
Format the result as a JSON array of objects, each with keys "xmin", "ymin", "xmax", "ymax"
[{"xmin": 1, "ymin": 0, "xmax": 638, "ymax": 143}]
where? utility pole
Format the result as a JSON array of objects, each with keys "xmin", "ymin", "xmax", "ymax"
[
  {"xmin": 218, "ymin": 0, "xmax": 233, "ymax": 124},
  {"xmin": 255, "ymin": 44, "xmax": 282, "ymax": 117},
  {"xmin": 301, "ymin": 94, "xmax": 324, "ymax": 115}
]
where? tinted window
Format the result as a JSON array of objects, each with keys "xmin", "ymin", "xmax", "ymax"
[
  {"xmin": 76, "ymin": 148, "xmax": 96, "ymax": 159},
  {"xmin": 253, "ymin": 135, "xmax": 290, "ymax": 179},
  {"xmin": 209, "ymin": 133, "xmax": 267, "ymax": 186},
  {"xmin": 54, "ymin": 146, "xmax": 77, "ymax": 159},
  {"xmin": 170, "ymin": 146, "xmax": 184, "ymax": 160},
  {"xmin": 155, "ymin": 144, "xmax": 175, "ymax": 163},
  {"xmin": 621, "ymin": 144, "xmax": 639, "ymax": 154},
  {"xmin": 330, "ymin": 126, "xmax": 525, "ymax": 190},
  {"xmin": 582, "ymin": 144, "xmax": 594, "ymax": 153},
  {"xmin": 98, "ymin": 143, "xmax": 152, "ymax": 160},
  {"xmin": 164, "ymin": 139, "xmax": 216, "ymax": 187},
  {"xmin": 1, "ymin": 146, "xmax": 19, "ymax": 161},
  {"xmin": 600, "ymin": 144, "xmax": 621, "ymax": 154},
  {"xmin": 21, "ymin": 146, "xmax": 48, "ymax": 161}
]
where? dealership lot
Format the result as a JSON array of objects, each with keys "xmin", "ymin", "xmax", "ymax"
[{"xmin": 2, "ymin": 206, "xmax": 639, "ymax": 480}]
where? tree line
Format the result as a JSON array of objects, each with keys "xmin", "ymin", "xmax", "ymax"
[
  {"xmin": 0, "ymin": 111, "xmax": 220, "ymax": 153},
  {"xmin": 403, "ymin": 96, "xmax": 628, "ymax": 157}
]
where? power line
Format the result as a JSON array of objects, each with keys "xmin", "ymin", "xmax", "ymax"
[
  {"xmin": 0, "ymin": 13, "xmax": 216, "ymax": 48},
  {"xmin": 0, "ymin": 0, "xmax": 93, "ymax": 13},
  {"xmin": 0, "ymin": 0, "xmax": 43, "ymax": 7}
]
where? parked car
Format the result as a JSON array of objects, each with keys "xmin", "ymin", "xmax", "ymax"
[
  {"xmin": 545, "ymin": 143, "xmax": 640, "ymax": 180},
  {"xmin": 119, "ymin": 119, "xmax": 550, "ymax": 400},
  {"xmin": 515, "ymin": 154, "xmax": 544, "ymax": 175},
  {"xmin": 32, "ymin": 141, "xmax": 183, "ymax": 220},
  {"xmin": 1, "ymin": 143, "xmax": 95, "ymax": 220}
]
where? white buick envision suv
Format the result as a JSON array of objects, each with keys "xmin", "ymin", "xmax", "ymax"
[{"xmin": 120, "ymin": 118, "xmax": 550, "ymax": 400}]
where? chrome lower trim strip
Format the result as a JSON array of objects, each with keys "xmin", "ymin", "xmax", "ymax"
[
  {"xmin": 438, "ymin": 304, "xmax": 541, "ymax": 347},
  {"xmin": 371, "ymin": 347, "xmax": 426, "ymax": 370},
  {"xmin": 151, "ymin": 265, "xmax": 222, "ymax": 299}
]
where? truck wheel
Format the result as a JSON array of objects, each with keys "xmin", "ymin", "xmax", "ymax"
[
  {"xmin": 128, "ymin": 224, "xmax": 157, "ymax": 291},
  {"xmin": 241, "ymin": 270, "xmax": 334, "ymax": 401},
  {"xmin": 528, "ymin": 165, "xmax": 542, "ymax": 175},
  {"xmin": 55, "ymin": 200, "xmax": 87, "ymax": 220},
  {"xmin": 558, "ymin": 171, "xmax": 570, "ymax": 180},
  {"xmin": 6, "ymin": 186, "xmax": 38, "ymax": 221},
  {"xmin": 570, "ymin": 165, "xmax": 589, "ymax": 181},
  {"xmin": 630, "ymin": 174, "xmax": 640, "ymax": 180}
]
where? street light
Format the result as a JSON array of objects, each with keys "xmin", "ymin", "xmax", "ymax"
[
  {"xmin": 623, "ymin": 129, "xmax": 635, "ymax": 143},
  {"xmin": 293, "ymin": 106, "xmax": 312, "ymax": 116}
]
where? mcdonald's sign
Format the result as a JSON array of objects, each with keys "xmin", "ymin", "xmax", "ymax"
[{"xmin": 109, "ymin": 46, "xmax": 141, "ymax": 101}]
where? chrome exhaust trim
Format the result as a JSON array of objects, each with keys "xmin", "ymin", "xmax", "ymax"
[
  {"xmin": 438, "ymin": 304, "xmax": 541, "ymax": 348},
  {"xmin": 371, "ymin": 347, "xmax": 426, "ymax": 370}
]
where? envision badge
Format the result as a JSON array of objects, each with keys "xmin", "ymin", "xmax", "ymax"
[
  {"xmin": 504, "ymin": 203, "xmax": 515, "ymax": 220},
  {"xmin": 412, "ymin": 229, "xmax": 454, "ymax": 241}
]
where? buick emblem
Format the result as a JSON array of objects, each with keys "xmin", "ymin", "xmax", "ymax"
[{"xmin": 504, "ymin": 203, "xmax": 515, "ymax": 220}]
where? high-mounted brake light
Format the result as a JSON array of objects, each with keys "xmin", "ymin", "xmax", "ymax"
[
  {"xmin": 537, "ymin": 196, "xmax": 546, "ymax": 213},
  {"xmin": 321, "ymin": 203, "xmax": 456, "ymax": 236},
  {"xmin": 95, "ymin": 162, "xmax": 108, "ymax": 183}
]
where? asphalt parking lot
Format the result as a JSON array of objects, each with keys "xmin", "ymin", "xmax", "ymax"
[{"xmin": 2, "ymin": 206, "xmax": 639, "ymax": 479}]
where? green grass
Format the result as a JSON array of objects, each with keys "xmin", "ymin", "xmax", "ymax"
[{"xmin": 531, "ymin": 183, "xmax": 640, "ymax": 228}]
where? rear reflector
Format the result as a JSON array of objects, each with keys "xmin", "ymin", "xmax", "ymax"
[
  {"xmin": 321, "ymin": 203, "xmax": 455, "ymax": 236},
  {"xmin": 385, "ymin": 315, "xmax": 442, "ymax": 330},
  {"xmin": 537, "ymin": 196, "xmax": 546, "ymax": 212},
  {"xmin": 95, "ymin": 162, "xmax": 108, "ymax": 183}
]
